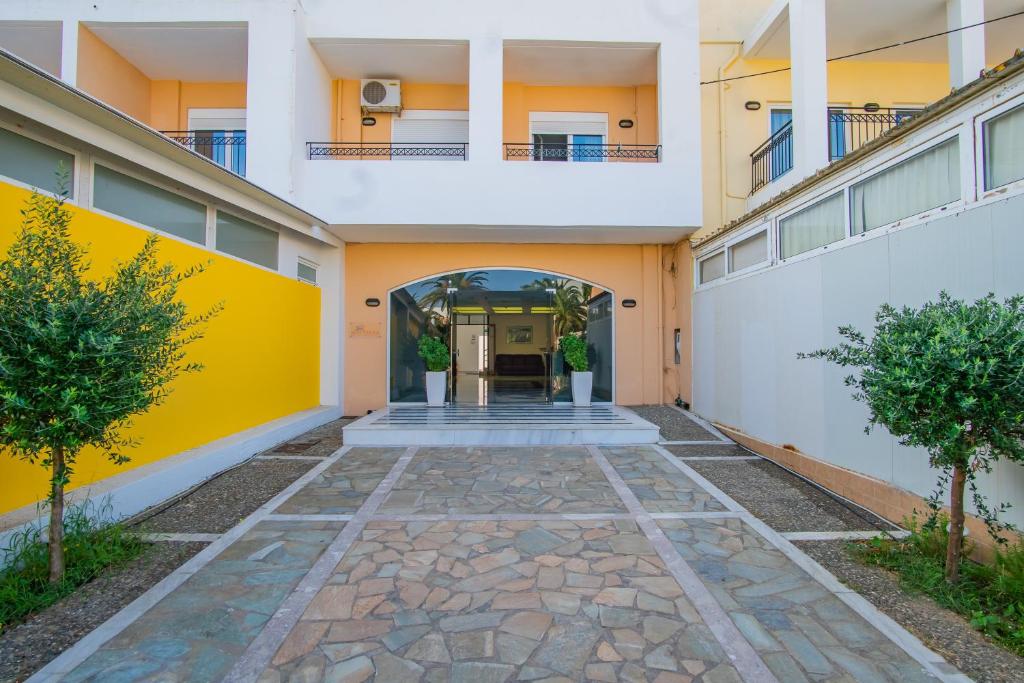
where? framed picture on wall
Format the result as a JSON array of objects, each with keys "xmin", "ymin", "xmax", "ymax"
[{"xmin": 506, "ymin": 325, "xmax": 533, "ymax": 344}]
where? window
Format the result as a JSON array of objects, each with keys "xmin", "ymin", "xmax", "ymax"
[
  {"xmin": 779, "ymin": 192, "xmax": 845, "ymax": 259},
  {"xmin": 699, "ymin": 252, "xmax": 726, "ymax": 284},
  {"xmin": 93, "ymin": 165, "xmax": 206, "ymax": 244},
  {"xmin": 529, "ymin": 113, "xmax": 607, "ymax": 162},
  {"xmin": 216, "ymin": 211, "xmax": 278, "ymax": 269},
  {"xmin": 729, "ymin": 230, "xmax": 768, "ymax": 271},
  {"xmin": 0, "ymin": 127, "xmax": 74, "ymax": 197},
  {"xmin": 297, "ymin": 259, "xmax": 318, "ymax": 285},
  {"xmin": 850, "ymin": 137, "xmax": 960, "ymax": 234},
  {"xmin": 983, "ymin": 103, "xmax": 1024, "ymax": 190}
]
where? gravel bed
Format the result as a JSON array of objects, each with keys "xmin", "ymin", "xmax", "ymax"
[
  {"xmin": 135, "ymin": 457, "xmax": 316, "ymax": 534},
  {"xmin": 628, "ymin": 405, "xmax": 719, "ymax": 441},
  {"xmin": 664, "ymin": 443, "xmax": 757, "ymax": 458},
  {"xmin": 796, "ymin": 540, "xmax": 1024, "ymax": 682},
  {"xmin": 0, "ymin": 541, "xmax": 205, "ymax": 682},
  {"xmin": 264, "ymin": 417, "xmax": 349, "ymax": 457},
  {"xmin": 688, "ymin": 458, "xmax": 893, "ymax": 532}
]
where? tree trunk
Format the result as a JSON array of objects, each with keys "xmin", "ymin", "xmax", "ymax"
[
  {"xmin": 48, "ymin": 446, "xmax": 66, "ymax": 584},
  {"xmin": 945, "ymin": 464, "xmax": 968, "ymax": 583}
]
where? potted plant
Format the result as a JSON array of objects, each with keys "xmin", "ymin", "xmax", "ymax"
[
  {"xmin": 559, "ymin": 334, "xmax": 592, "ymax": 407},
  {"xmin": 417, "ymin": 336, "xmax": 451, "ymax": 407}
]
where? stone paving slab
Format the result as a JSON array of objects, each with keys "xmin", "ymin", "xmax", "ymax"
[
  {"xmin": 259, "ymin": 519, "xmax": 741, "ymax": 682},
  {"xmin": 274, "ymin": 447, "xmax": 404, "ymax": 515},
  {"xmin": 604, "ymin": 446, "xmax": 729, "ymax": 513},
  {"xmin": 63, "ymin": 520, "xmax": 345, "ymax": 683},
  {"xmin": 378, "ymin": 446, "xmax": 627, "ymax": 515},
  {"xmin": 658, "ymin": 516, "xmax": 939, "ymax": 682}
]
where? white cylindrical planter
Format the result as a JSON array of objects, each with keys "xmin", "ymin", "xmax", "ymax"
[
  {"xmin": 571, "ymin": 371, "xmax": 593, "ymax": 407},
  {"xmin": 425, "ymin": 371, "xmax": 447, "ymax": 407}
]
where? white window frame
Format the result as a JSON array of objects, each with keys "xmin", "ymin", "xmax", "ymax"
[
  {"xmin": 187, "ymin": 108, "xmax": 246, "ymax": 131},
  {"xmin": 212, "ymin": 206, "xmax": 282, "ymax": 274},
  {"xmin": 696, "ymin": 248, "xmax": 727, "ymax": 287},
  {"xmin": 725, "ymin": 224, "xmax": 771, "ymax": 277},
  {"xmin": 774, "ymin": 187, "xmax": 850, "ymax": 265},
  {"xmin": 528, "ymin": 112, "xmax": 608, "ymax": 163},
  {"xmin": 0, "ymin": 122, "xmax": 81, "ymax": 203},
  {"xmin": 297, "ymin": 257, "xmax": 319, "ymax": 285},
  {"xmin": 974, "ymin": 93, "xmax": 1024, "ymax": 198}
]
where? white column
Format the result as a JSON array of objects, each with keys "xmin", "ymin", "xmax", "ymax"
[
  {"xmin": 947, "ymin": 0, "xmax": 986, "ymax": 89},
  {"xmin": 244, "ymin": 6, "xmax": 298, "ymax": 196},
  {"xmin": 59, "ymin": 19, "xmax": 78, "ymax": 86},
  {"xmin": 467, "ymin": 33, "xmax": 503, "ymax": 164},
  {"xmin": 789, "ymin": 0, "xmax": 829, "ymax": 180}
]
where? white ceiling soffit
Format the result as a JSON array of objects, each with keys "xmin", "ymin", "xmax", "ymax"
[
  {"xmin": 84, "ymin": 22, "xmax": 247, "ymax": 81},
  {"xmin": 0, "ymin": 21, "xmax": 62, "ymax": 77},
  {"xmin": 504, "ymin": 42, "xmax": 658, "ymax": 86},
  {"xmin": 311, "ymin": 39, "xmax": 469, "ymax": 83},
  {"xmin": 745, "ymin": 0, "xmax": 1024, "ymax": 64}
]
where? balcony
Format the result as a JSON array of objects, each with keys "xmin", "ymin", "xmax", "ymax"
[
  {"xmin": 749, "ymin": 107, "xmax": 921, "ymax": 194},
  {"xmin": 307, "ymin": 141, "xmax": 468, "ymax": 161},
  {"xmin": 503, "ymin": 142, "xmax": 661, "ymax": 162},
  {"xmin": 163, "ymin": 130, "xmax": 247, "ymax": 176}
]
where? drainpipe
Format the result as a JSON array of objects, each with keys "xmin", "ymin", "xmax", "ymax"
[
  {"xmin": 705, "ymin": 42, "xmax": 745, "ymax": 227},
  {"xmin": 657, "ymin": 243, "xmax": 665, "ymax": 404}
]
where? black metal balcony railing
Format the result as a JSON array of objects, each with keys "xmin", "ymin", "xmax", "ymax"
[
  {"xmin": 827, "ymin": 106, "xmax": 922, "ymax": 162},
  {"xmin": 749, "ymin": 107, "xmax": 923, "ymax": 194},
  {"xmin": 750, "ymin": 121, "xmax": 793, "ymax": 194},
  {"xmin": 306, "ymin": 142, "xmax": 468, "ymax": 160},
  {"xmin": 504, "ymin": 142, "xmax": 661, "ymax": 162},
  {"xmin": 162, "ymin": 130, "xmax": 246, "ymax": 176}
]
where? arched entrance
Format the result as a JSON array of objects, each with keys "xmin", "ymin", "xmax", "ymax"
[{"xmin": 388, "ymin": 268, "xmax": 614, "ymax": 405}]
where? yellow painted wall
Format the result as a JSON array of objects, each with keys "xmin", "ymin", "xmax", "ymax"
[
  {"xmin": 149, "ymin": 81, "xmax": 248, "ymax": 131},
  {"xmin": 0, "ymin": 181, "xmax": 321, "ymax": 515},
  {"xmin": 77, "ymin": 26, "xmax": 152, "ymax": 124},
  {"xmin": 344, "ymin": 243, "xmax": 672, "ymax": 415}
]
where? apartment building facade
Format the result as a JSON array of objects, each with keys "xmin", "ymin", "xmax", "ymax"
[{"xmin": 0, "ymin": 0, "xmax": 1022, "ymax": 548}]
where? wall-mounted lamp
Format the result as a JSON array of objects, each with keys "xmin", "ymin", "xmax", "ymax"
[
  {"xmin": 863, "ymin": 102, "xmax": 881, "ymax": 112},
  {"xmin": 361, "ymin": 116, "xmax": 377, "ymax": 126},
  {"xmin": 745, "ymin": 101, "xmax": 762, "ymax": 111},
  {"xmin": 365, "ymin": 298, "xmax": 380, "ymax": 307},
  {"xmin": 622, "ymin": 299, "xmax": 637, "ymax": 308},
  {"xmin": 618, "ymin": 119, "xmax": 635, "ymax": 128}
]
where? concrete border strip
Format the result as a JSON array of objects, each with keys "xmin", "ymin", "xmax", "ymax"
[
  {"xmin": 222, "ymin": 446, "xmax": 420, "ymax": 683},
  {"xmin": 255, "ymin": 455, "xmax": 328, "ymax": 462},
  {"xmin": 265, "ymin": 514, "xmax": 355, "ymax": 522},
  {"xmin": 659, "ymin": 440, "xmax": 737, "ymax": 446},
  {"xmin": 587, "ymin": 445, "xmax": 778, "ymax": 683},
  {"xmin": 669, "ymin": 404, "xmax": 731, "ymax": 441},
  {"xmin": 782, "ymin": 530, "xmax": 910, "ymax": 541},
  {"xmin": 138, "ymin": 532, "xmax": 221, "ymax": 543},
  {"xmin": 649, "ymin": 444, "xmax": 969, "ymax": 683},
  {"xmin": 26, "ymin": 445, "xmax": 356, "ymax": 682}
]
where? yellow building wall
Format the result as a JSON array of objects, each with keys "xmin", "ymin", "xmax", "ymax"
[
  {"xmin": 149, "ymin": 81, "xmax": 248, "ymax": 131},
  {"xmin": 77, "ymin": 26, "xmax": 152, "ymax": 124},
  {"xmin": 343, "ymin": 243, "xmax": 671, "ymax": 415},
  {"xmin": 0, "ymin": 181, "xmax": 321, "ymax": 515},
  {"xmin": 698, "ymin": 46, "xmax": 951, "ymax": 237}
]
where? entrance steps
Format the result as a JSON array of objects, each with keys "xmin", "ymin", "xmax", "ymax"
[{"xmin": 343, "ymin": 404, "xmax": 660, "ymax": 446}]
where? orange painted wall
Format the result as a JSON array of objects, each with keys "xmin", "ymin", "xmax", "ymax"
[
  {"xmin": 149, "ymin": 82, "xmax": 248, "ymax": 131},
  {"xmin": 332, "ymin": 81, "xmax": 469, "ymax": 145},
  {"xmin": 76, "ymin": 26, "xmax": 152, "ymax": 124},
  {"xmin": 662, "ymin": 241, "xmax": 693, "ymax": 405},
  {"xmin": 343, "ymin": 243, "xmax": 670, "ymax": 415}
]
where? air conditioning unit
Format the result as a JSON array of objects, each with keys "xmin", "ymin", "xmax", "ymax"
[{"xmin": 360, "ymin": 79, "xmax": 401, "ymax": 113}]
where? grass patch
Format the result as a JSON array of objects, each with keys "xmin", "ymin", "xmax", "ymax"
[
  {"xmin": 853, "ymin": 517, "xmax": 1024, "ymax": 655},
  {"xmin": 0, "ymin": 500, "xmax": 144, "ymax": 635}
]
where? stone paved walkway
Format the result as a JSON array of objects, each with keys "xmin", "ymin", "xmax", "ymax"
[{"xmin": 32, "ymin": 423, "xmax": 966, "ymax": 682}]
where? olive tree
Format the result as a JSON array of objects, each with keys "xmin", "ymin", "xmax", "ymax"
[
  {"xmin": 802, "ymin": 292, "xmax": 1024, "ymax": 583},
  {"xmin": 0, "ymin": 185, "xmax": 219, "ymax": 583}
]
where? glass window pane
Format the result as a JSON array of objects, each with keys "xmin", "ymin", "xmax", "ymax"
[
  {"xmin": 779, "ymin": 192, "xmax": 845, "ymax": 259},
  {"xmin": 984, "ymin": 104, "xmax": 1024, "ymax": 189},
  {"xmin": 93, "ymin": 165, "xmax": 205, "ymax": 243},
  {"xmin": 297, "ymin": 261, "xmax": 317, "ymax": 284},
  {"xmin": 699, "ymin": 252, "xmax": 726, "ymax": 284},
  {"xmin": 0, "ymin": 127, "xmax": 74, "ymax": 197},
  {"xmin": 729, "ymin": 230, "xmax": 767, "ymax": 271},
  {"xmin": 850, "ymin": 137, "xmax": 960, "ymax": 234},
  {"xmin": 216, "ymin": 211, "xmax": 278, "ymax": 269}
]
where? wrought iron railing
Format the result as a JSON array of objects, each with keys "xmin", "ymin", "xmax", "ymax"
[
  {"xmin": 504, "ymin": 142, "xmax": 661, "ymax": 162},
  {"xmin": 750, "ymin": 121, "xmax": 793, "ymax": 194},
  {"xmin": 161, "ymin": 130, "xmax": 246, "ymax": 176},
  {"xmin": 827, "ymin": 107, "xmax": 922, "ymax": 162},
  {"xmin": 306, "ymin": 142, "xmax": 468, "ymax": 160}
]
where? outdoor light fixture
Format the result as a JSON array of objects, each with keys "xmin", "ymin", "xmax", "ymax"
[
  {"xmin": 361, "ymin": 116, "xmax": 377, "ymax": 126},
  {"xmin": 745, "ymin": 101, "xmax": 762, "ymax": 111},
  {"xmin": 622, "ymin": 299, "xmax": 637, "ymax": 308},
  {"xmin": 365, "ymin": 298, "xmax": 380, "ymax": 307},
  {"xmin": 618, "ymin": 118, "xmax": 634, "ymax": 128},
  {"xmin": 863, "ymin": 102, "xmax": 881, "ymax": 112}
]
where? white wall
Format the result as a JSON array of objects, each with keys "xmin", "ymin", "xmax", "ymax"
[{"xmin": 693, "ymin": 192, "xmax": 1024, "ymax": 526}]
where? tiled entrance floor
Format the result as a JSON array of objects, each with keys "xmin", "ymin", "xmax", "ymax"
[{"xmin": 37, "ymin": 441, "xmax": 964, "ymax": 682}]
